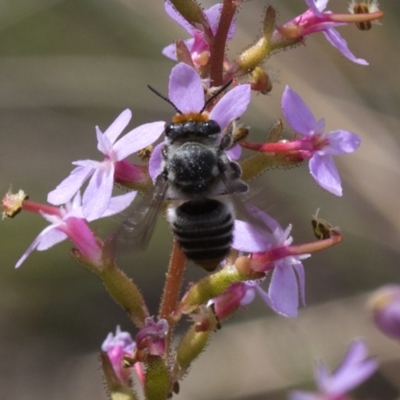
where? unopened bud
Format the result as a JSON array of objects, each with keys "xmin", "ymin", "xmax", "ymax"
[
  {"xmin": 233, "ymin": 6, "xmax": 276, "ymax": 73},
  {"xmin": 370, "ymin": 285, "xmax": 400, "ymax": 340},
  {"xmin": 250, "ymin": 67, "xmax": 272, "ymax": 94},
  {"xmin": 168, "ymin": 0, "xmax": 209, "ymax": 31},
  {"xmin": 176, "ymin": 324, "xmax": 210, "ymax": 374}
]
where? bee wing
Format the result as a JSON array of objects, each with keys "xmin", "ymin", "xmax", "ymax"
[
  {"xmin": 111, "ymin": 174, "xmax": 168, "ymax": 256},
  {"xmin": 220, "ymin": 167, "xmax": 271, "ymax": 237}
]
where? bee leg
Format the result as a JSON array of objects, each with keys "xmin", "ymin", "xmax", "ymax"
[
  {"xmin": 229, "ymin": 161, "xmax": 242, "ymax": 180},
  {"xmin": 220, "ymin": 133, "xmax": 233, "ymax": 151}
]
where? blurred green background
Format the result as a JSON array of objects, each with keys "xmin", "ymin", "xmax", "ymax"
[{"xmin": 1, "ymin": 0, "xmax": 400, "ymax": 399}]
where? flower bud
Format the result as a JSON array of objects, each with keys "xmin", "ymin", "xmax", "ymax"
[
  {"xmin": 250, "ymin": 67, "xmax": 272, "ymax": 94},
  {"xmin": 136, "ymin": 317, "xmax": 168, "ymax": 357},
  {"xmin": 168, "ymin": 0, "xmax": 209, "ymax": 31},
  {"xmin": 101, "ymin": 326, "xmax": 136, "ymax": 382},
  {"xmin": 176, "ymin": 324, "xmax": 210, "ymax": 374},
  {"xmin": 180, "ymin": 265, "xmax": 263, "ymax": 314},
  {"xmin": 370, "ymin": 285, "xmax": 400, "ymax": 340}
]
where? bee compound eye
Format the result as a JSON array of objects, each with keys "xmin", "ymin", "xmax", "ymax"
[
  {"xmin": 204, "ymin": 120, "xmax": 221, "ymax": 136},
  {"xmin": 164, "ymin": 123, "xmax": 175, "ymax": 137}
]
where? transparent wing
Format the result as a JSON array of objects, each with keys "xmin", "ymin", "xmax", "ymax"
[
  {"xmin": 110, "ymin": 174, "xmax": 168, "ymax": 257},
  {"xmin": 220, "ymin": 163, "xmax": 272, "ymax": 237}
]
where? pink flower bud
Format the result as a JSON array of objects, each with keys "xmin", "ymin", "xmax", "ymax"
[{"xmin": 370, "ymin": 285, "xmax": 400, "ymax": 340}]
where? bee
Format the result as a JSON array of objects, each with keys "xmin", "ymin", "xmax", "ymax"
[{"xmin": 121, "ymin": 82, "xmax": 249, "ymax": 272}]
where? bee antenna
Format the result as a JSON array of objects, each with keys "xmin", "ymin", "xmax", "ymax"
[
  {"xmin": 147, "ymin": 85, "xmax": 182, "ymax": 114},
  {"xmin": 200, "ymin": 80, "xmax": 233, "ymax": 113}
]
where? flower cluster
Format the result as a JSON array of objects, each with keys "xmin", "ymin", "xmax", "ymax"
[{"xmin": 2, "ymin": 0, "xmax": 386, "ymax": 399}]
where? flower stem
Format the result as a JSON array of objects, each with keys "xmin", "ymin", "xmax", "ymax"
[
  {"xmin": 240, "ymin": 139, "xmax": 312, "ymax": 153},
  {"xmin": 159, "ymin": 240, "xmax": 186, "ymax": 323},
  {"xmin": 209, "ymin": 0, "xmax": 237, "ymax": 86}
]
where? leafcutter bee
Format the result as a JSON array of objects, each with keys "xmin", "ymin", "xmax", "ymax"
[{"xmin": 119, "ymin": 81, "xmax": 251, "ymax": 271}]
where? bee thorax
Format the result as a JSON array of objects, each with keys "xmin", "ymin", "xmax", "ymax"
[{"xmin": 166, "ymin": 143, "xmax": 219, "ymax": 195}]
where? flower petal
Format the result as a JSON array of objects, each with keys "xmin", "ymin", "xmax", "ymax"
[
  {"xmin": 162, "ymin": 43, "xmax": 178, "ymax": 61},
  {"xmin": 305, "ymin": 0, "xmax": 328, "ymax": 15},
  {"xmin": 96, "ymin": 126, "xmax": 113, "ymax": 156},
  {"xmin": 103, "ymin": 109, "xmax": 132, "ymax": 144},
  {"xmin": 169, "ymin": 63, "xmax": 204, "ymax": 113},
  {"xmin": 165, "ymin": 0, "xmax": 194, "ymax": 35},
  {"xmin": 326, "ymin": 340, "xmax": 378, "ymax": 396},
  {"xmin": 100, "ymin": 192, "xmax": 137, "ymax": 219},
  {"xmin": 324, "ymin": 130, "xmax": 361, "ymax": 155},
  {"xmin": 113, "ymin": 121, "xmax": 165, "ymax": 161},
  {"xmin": 47, "ymin": 165, "xmax": 94, "ymax": 205},
  {"xmin": 323, "ymin": 28, "xmax": 368, "ymax": 65},
  {"xmin": 15, "ymin": 224, "xmax": 66, "ymax": 268},
  {"xmin": 209, "ymin": 84, "xmax": 251, "ymax": 131},
  {"xmin": 288, "ymin": 391, "xmax": 320, "ymax": 400},
  {"xmin": 148, "ymin": 142, "xmax": 164, "ymax": 182},
  {"xmin": 232, "ymin": 220, "xmax": 271, "ymax": 252},
  {"xmin": 226, "ymin": 144, "xmax": 242, "ymax": 160},
  {"xmin": 309, "ymin": 154, "xmax": 342, "ymax": 196},
  {"xmin": 269, "ymin": 264, "xmax": 299, "ymax": 317},
  {"xmin": 281, "ymin": 86, "xmax": 317, "ymax": 136},
  {"xmin": 205, "ymin": 4, "xmax": 236, "ymax": 39},
  {"xmin": 82, "ymin": 162, "xmax": 115, "ymax": 220},
  {"xmin": 36, "ymin": 226, "xmax": 68, "ymax": 250}
]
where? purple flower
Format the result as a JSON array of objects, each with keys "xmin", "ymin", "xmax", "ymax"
[
  {"xmin": 370, "ymin": 285, "xmax": 400, "ymax": 341},
  {"xmin": 290, "ymin": 339, "xmax": 378, "ymax": 400},
  {"xmin": 16, "ymin": 191, "xmax": 136, "ymax": 268},
  {"xmin": 277, "ymin": 0, "xmax": 368, "ymax": 65},
  {"xmin": 102, "ymin": 326, "xmax": 136, "ymax": 384},
  {"xmin": 232, "ymin": 208, "xmax": 308, "ymax": 317},
  {"xmin": 307, "ymin": 0, "xmax": 368, "ymax": 65},
  {"xmin": 149, "ymin": 62, "xmax": 251, "ymax": 180},
  {"xmin": 162, "ymin": 2, "xmax": 236, "ymax": 68},
  {"xmin": 47, "ymin": 109, "xmax": 165, "ymax": 220},
  {"xmin": 209, "ymin": 280, "xmax": 261, "ymax": 320},
  {"xmin": 282, "ymin": 86, "xmax": 361, "ymax": 196},
  {"xmin": 136, "ymin": 317, "xmax": 169, "ymax": 356}
]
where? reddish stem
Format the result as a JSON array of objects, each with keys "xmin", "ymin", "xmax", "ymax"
[
  {"xmin": 159, "ymin": 240, "xmax": 186, "ymax": 322},
  {"xmin": 240, "ymin": 140, "xmax": 313, "ymax": 153},
  {"xmin": 209, "ymin": 0, "xmax": 237, "ymax": 86},
  {"xmin": 23, "ymin": 200, "xmax": 61, "ymax": 216}
]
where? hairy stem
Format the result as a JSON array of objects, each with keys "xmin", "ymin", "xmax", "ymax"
[
  {"xmin": 209, "ymin": 0, "xmax": 237, "ymax": 86},
  {"xmin": 159, "ymin": 240, "xmax": 186, "ymax": 322}
]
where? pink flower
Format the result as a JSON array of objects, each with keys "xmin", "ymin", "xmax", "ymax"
[
  {"xmin": 136, "ymin": 317, "xmax": 169, "ymax": 356},
  {"xmin": 16, "ymin": 191, "xmax": 135, "ymax": 268},
  {"xmin": 47, "ymin": 109, "xmax": 164, "ymax": 220},
  {"xmin": 277, "ymin": 0, "xmax": 368, "ymax": 65},
  {"xmin": 102, "ymin": 326, "xmax": 136, "ymax": 384},
  {"xmin": 282, "ymin": 86, "xmax": 361, "ymax": 196},
  {"xmin": 232, "ymin": 209, "xmax": 308, "ymax": 317},
  {"xmin": 162, "ymin": 2, "xmax": 236, "ymax": 68}
]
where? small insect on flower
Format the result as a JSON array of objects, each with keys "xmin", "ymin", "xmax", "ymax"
[
  {"xmin": 123, "ymin": 81, "xmax": 247, "ymax": 272},
  {"xmin": 349, "ymin": 0, "xmax": 380, "ymax": 31}
]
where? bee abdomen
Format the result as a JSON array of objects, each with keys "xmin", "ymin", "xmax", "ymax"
[{"xmin": 169, "ymin": 199, "xmax": 234, "ymax": 271}]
